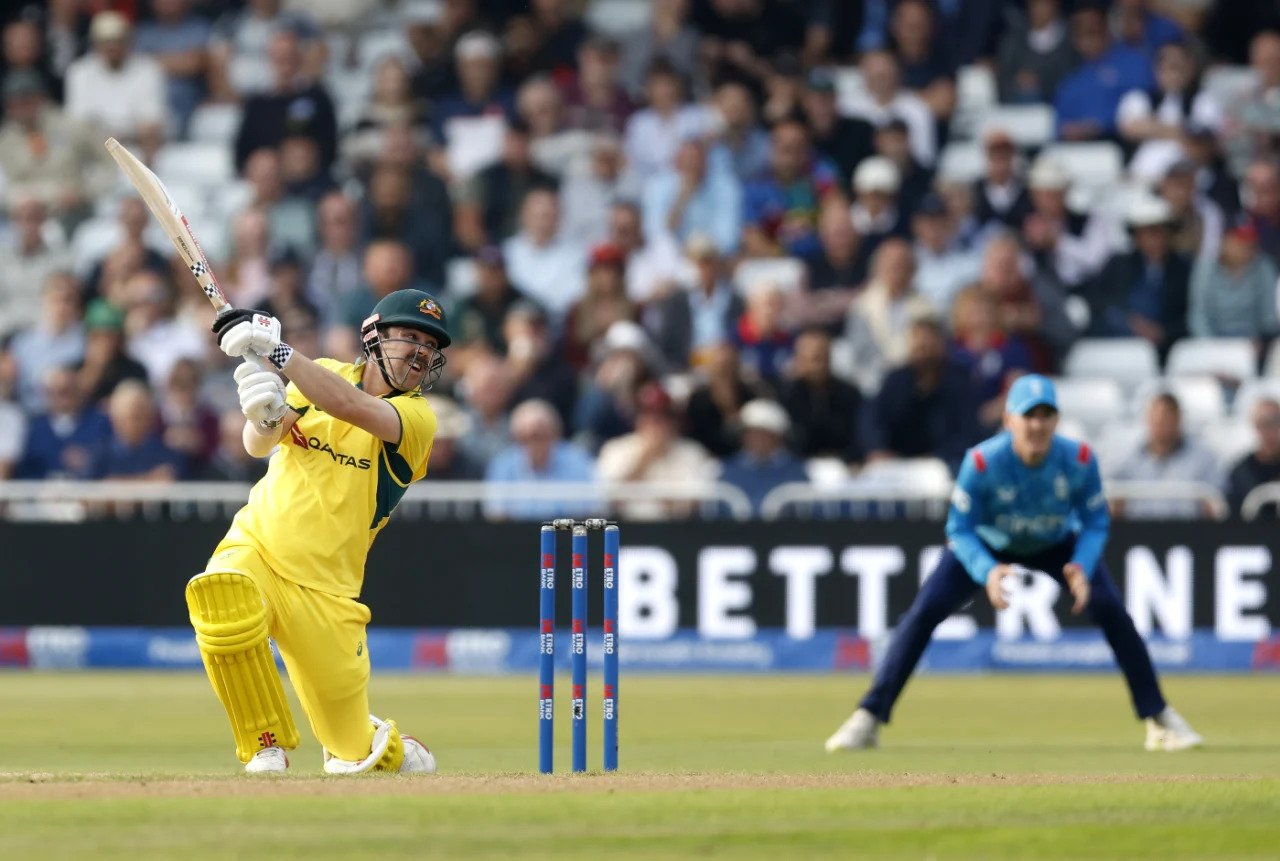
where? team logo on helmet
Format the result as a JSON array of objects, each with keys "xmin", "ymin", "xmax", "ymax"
[{"xmin": 418, "ymin": 298, "xmax": 442, "ymax": 319}]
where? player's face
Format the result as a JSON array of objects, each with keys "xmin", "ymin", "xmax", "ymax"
[
  {"xmin": 1007, "ymin": 405, "xmax": 1058, "ymax": 461},
  {"xmin": 380, "ymin": 326, "xmax": 444, "ymax": 391}
]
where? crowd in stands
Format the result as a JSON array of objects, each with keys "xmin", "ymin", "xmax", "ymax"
[{"xmin": 2, "ymin": 0, "xmax": 1280, "ymax": 519}]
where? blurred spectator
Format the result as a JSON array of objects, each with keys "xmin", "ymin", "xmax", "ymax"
[
  {"xmin": 0, "ymin": 17, "xmax": 62, "ymax": 107},
  {"xmin": 1158, "ymin": 158, "xmax": 1224, "ymax": 264},
  {"xmin": 564, "ymin": 244, "xmax": 636, "ymax": 370},
  {"xmin": 802, "ymin": 0, "xmax": 863, "ymax": 66},
  {"xmin": 1022, "ymin": 155, "xmax": 1113, "ymax": 290},
  {"xmin": 234, "ymin": 28, "xmax": 337, "ymax": 174},
  {"xmin": 455, "ymin": 120, "xmax": 558, "ymax": 251},
  {"xmin": 865, "ymin": 316, "xmax": 980, "ymax": 471},
  {"xmin": 623, "ymin": 58, "xmax": 709, "ymax": 183},
  {"xmin": 618, "ymin": 0, "xmax": 698, "ymax": 100},
  {"xmin": 453, "ymin": 246, "xmax": 530, "ymax": 354},
  {"xmin": 208, "ymin": 0, "xmax": 322, "ymax": 100},
  {"xmin": 1223, "ymin": 32, "xmax": 1280, "ymax": 171},
  {"xmin": 132, "ymin": 0, "xmax": 210, "ymax": 135},
  {"xmin": 403, "ymin": 0, "xmax": 460, "ymax": 103},
  {"xmin": 760, "ymin": 53, "xmax": 805, "ymax": 127},
  {"xmin": 0, "ymin": 372, "xmax": 22, "ymax": 479},
  {"xmin": 65, "ymin": 12, "xmax": 165, "ymax": 155},
  {"xmin": 779, "ymin": 327, "xmax": 866, "ymax": 463},
  {"xmin": 240, "ymin": 147, "xmax": 315, "ymax": 256},
  {"xmin": 13, "ymin": 365, "xmax": 110, "ymax": 479},
  {"xmin": 86, "ymin": 380, "xmax": 183, "ymax": 481},
  {"xmin": 518, "ymin": 76, "xmax": 590, "ymax": 177},
  {"xmin": 912, "ymin": 193, "xmax": 984, "ymax": 317},
  {"xmin": 259, "ymin": 246, "xmax": 319, "ymax": 321},
  {"xmin": 458, "ymin": 353, "xmax": 516, "ymax": 466},
  {"xmin": 1054, "ymin": 3, "xmax": 1155, "ymax": 141},
  {"xmin": 742, "ymin": 119, "xmax": 840, "ymax": 258},
  {"xmin": 122, "ymin": 268, "xmax": 207, "ymax": 388},
  {"xmin": 842, "ymin": 50, "xmax": 935, "ymax": 167},
  {"xmin": 563, "ymin": 34, "xmax": 634, "ymax": 135},
  {"xmin": 573, "ymin": 320, "xmax": 657, "ymax": 449},
  {"xmin": 696, "ymin": 0, "xmax": 804, "ymax": 86},
  {"xmin": 1120, "ymin": 40, "xmax": 1220, "ymax": 179},
  {"xmin": 996, "ymin": 0, "xmax": 1078, "ymax": 104},
  {"xmin": 734, "ymin": 280, "xmax": 794, "ymax": 385},
  {"xmin": 1227, "ymin": 398, "xmax": 1280, "ymax": 515},
  {"xmin": 1188, "ymin": 223, "xmax": 1279, "ymax": 340},
  {"xmin": 937, "ymin": 178, "xmax": 987, "ymax": 251},
  {"xmin": 974, "ymin": 129, "xmax": 1033, "ymax": 231},
  {"xmin": 355, "ymin": 56, "xmax": 427, "ymax": 134},
  {"xmin": 596, "ymin": 382, "xmax": 716, "ymax": 520},
  {"xmin": 719, "ymin": 399, "xmax": 807, "ymax": 513},
  {"xmin": 501, "ymin": 187, "xmax": 585, "ymax": 319},
  {"xmin": 1086, "ymin": 194, "xmax": 1190, "ymax": 362},
  {"xmin": 83, "ymin": 197, "xmax": 169, "ymax": 304},
  {"xmin": 849, "ymin": 155, "xmax": 908, "ymax": 263},
  {"xmin": 360, "ymin": 161, "xmax": 452, "ymax": 290},
  {"xmin": 949, "ymin": 286, "xmax": 1035, "ymax": 432},
  {"xmin": 1111, "ymin": 0, "xmax": 1184, "ymax": 55},
  {"xmin": 11, "ymin": 271, "xmax": 83, "ymax": 411},
  {"xmin": 707, "ymin": 80, "xmax": 770, "ymax": 183},
  {"xmin": 0, "ymin": 196, "xmax": 73, "ymax": 334},
  {"xmin": 607, "ymin": 200, "xmax": 683, "ymax": 305},
  {"xmin": 973, "ymin": 232, "xmax": 1076, "ymax": 372},
  {"xmin": 802, "ymin": 68, "xmax": 874, "ymax": 188},
  {"xmin": 306, "ymin": 192, "xmax": 363, "ymax": 324},
  {"xmin": 643, "ymin": 138, "xmax": 742, "ymax": 255},
  {"xmin": 198, "ymin": 409, "xmax": 269, "ymax": 483},
  {"xmin": 872, "ymin": 118, "xmax": 932, "ymax": 220},
  {"xmin": 334, "ymin": 240, "xmax": 417, "ymax": 334},
  {"xmin": 504, "ymin": 302, "xmax": 578, "ymax": 429},
  {"xmin": 0, "ymin": 72, "xmax": 111, "ymax": 224},
  {"xmin": 159, "ymin": 357, "xmax": 219, "ymax": 476},
  {"xmin": 644, "ymin": 235, "xmax": 742, "ymax": 370},
  {"xmin": 685, "ymin": 342, "xmax": 764, "ymax": 457},
  {"xmin": 431, "ymin": 30, "xmax": 514, "ymax": 164},
  {"xmin": 1240, "ymin": 159, "xmax": 1280, "ymax": 264},
  {"xmin": 844, "ymin": 239, "xmax": 933, "ymax": 395},
  {"xmin": 1110, "ymin": 392, "xmax": 1222, "ymax": 519},
  {"xmin": 889, "ymin": 0, "xmax": 956, "ymax": 121},
  {"xmin": 484, "ymin": 398, "xmax": 595, "ymax": 520},
  {"xmin": 530, "ymin": 0, "xmax": 587, "ymax": 72},
  {"xmin": 803, "ymin": 203, "xmax": 866, "ymax": 320},
  {"xmin": 560, "ymin": 134, "xmax": 633, "ymax": 248},
  {"xmin": 1203, "ymin": 3, "xmax": 1280, "ymax": 66},
  {"xmin": 1181, "ymin": 123, "xmax": 1240, "ymax": 220},
  {"xmin": 224, "ymin": 207, "xmax": 272, "ymax": 308},
  {"xmin": 420, "ymin": 395, "xmax": 484, "ymax": 481},
  {"xmin": 77, "ymin": 300, "xmax": 148, "ymax": 406}
]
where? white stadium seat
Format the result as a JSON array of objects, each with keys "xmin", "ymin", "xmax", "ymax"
[
  {"xmin": 1203, "ymin": 66, "xmax": 1258, "ymax": 106},
  {"xmin": 804, "ymin": 457, "xmax": 852, "ymax": 489},
  {"xmin": 937, "ymin": 141, "xmax": 984, "ymax": 183},
  {"xmin": 447, "ymin": 257, "xmax": 478, "ymax": 298},
  {"xmin": 1063, "ymin": 338, "xmax": 1160, "ymax": 389},
  {"xmin": 1234, "ymin": 379, "xmax": 1280, "ymax": 417},
  {"xmin": 585, "ymin": 0, "xmax": 653, "ymax": 36},
  {"xmin": 952, "ymin": 65, "xmax": 997, "ymax": 136},
  {"xmin": 70, "ymin": 217, "xmax": 121, "ymax": 274},
  {"xmin": 153, "ymin": 142, "xmax": 235, "ymax": 189},
  {"xmin": 1055, "ymin": 416, "xmax": 1088, "ymax": 443},
  {"xmin": 976, "ymin": 104, "xmax": 1055, "ymax": 148},
  {"xmin": 188, "ymin": 104, "xmax": 243, "ymax": 145},
  {"xmin": 1096, "ymin": 420, "xmax": 1145, "ymax": 474},
  {"xmin": 1133, "ymin": 376, "xmax": 1226, "ymax": 428},
  {"xmin": 1166, "ymin": 338, "xmax": 1257, "ymax": 381},
  {"xmin": 1043, "ymin": 142, "xmax": 1124, "ymax": 191},
  {"xmin": 357, "ymin": 28, "xmax": 413, "ymax": 74},
  {"xmin": 733, "ymin": 257, "xmax": 806, "ymax": 295},
  {"xmin": 857, "ymin": 458, "xmax": 953, "ymax": 497},
  {"xmin": 1203, "ymin": 419, "xmax": 1256, "ymax": 468},
  {"xmin": 1049, "ymin": 377, "xmax": 1125, "ymax": 430}
]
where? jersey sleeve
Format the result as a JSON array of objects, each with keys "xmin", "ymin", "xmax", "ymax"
[
  {"xmin": 1069, "ymin": 447, "xmax": 1110, "ymax": 579},
  {"xmin": 945, "ymin": 449, "xmax": 999, "ymax": 585},
  {"xmin": 386, "ymin": 394, "xmax": 437, "ymax": 472}
]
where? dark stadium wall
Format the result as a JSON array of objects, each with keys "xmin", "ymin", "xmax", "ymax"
[{"xmin": 0, "ymin": 521, "xmax": 1276, "ymax": 634}]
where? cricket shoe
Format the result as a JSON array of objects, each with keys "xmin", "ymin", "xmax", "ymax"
[
  {"xmin": 1144, "ymin": 707, "xmax": 1203, "ymax": 751},
  {"xmin": 824, "ymin": 708, "xmax": 880, "ymax": 752},
  {"xmin": 245, "ymin": 746, "xmax": 289, "ymax": 774},
  {"xmin": 400, "ymin": 735, "xmax": 437, "ymax": 774}
]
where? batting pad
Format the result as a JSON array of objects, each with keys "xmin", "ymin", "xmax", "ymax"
[{"xmin": 186, "ymin": 571, "xmax": 300, "ymax": 763}]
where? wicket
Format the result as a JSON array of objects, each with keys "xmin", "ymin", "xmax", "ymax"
[{"xmin": 539, "ymin": 518, "xmax": 619, "ymax": 774}]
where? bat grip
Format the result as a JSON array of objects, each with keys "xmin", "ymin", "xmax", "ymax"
[{"xmin": 213, "ymin": 306, "xmax": 278, "ymax": 374}]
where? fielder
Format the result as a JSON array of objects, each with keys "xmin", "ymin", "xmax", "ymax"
[
  {"xmin": 187, "ymin": 289, "xmax": 449, "ymax": 774},
  {"xmin": 825, "ymin": 375, "xmax": 1203, "ymax": 753}
]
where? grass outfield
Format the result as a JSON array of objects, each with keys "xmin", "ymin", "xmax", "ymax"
[{"xmin": 0, "ymin": 672, "xmax": 1276, "ymax": 859}]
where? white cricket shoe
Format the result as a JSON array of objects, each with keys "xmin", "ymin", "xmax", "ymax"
[
  {"xmin": 400, "ymin": 735, "xmax": 437, "ymax": 774},
  {"xmin": 1145, "ymin": 707, "xmax": 1203, "ymax": 751},
  {"xmin": 825, "ymin": 708, "xmax": 880, "ymax": 752},
  {"xmin": 245, "ymin": 746, "xmax": 289, "ymax": 773}
]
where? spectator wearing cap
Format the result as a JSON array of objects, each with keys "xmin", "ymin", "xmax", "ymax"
[
  {"xmin": 707, "ymin": 80, "xmax": 771, "ymax": 183},
  {"xmin": 888, "ymin": 0, "xmax": 957, "ymax": 121},
  {"xmin": 502, "ymin": 187, "xmax": 586, "ymax": 320},
  {"xmin": 971, "ymin": 232, "xmax": 1076, "ymax": 372},
  {"xmin": 802, "ymin": 68, "xmax": 875, "ymax": 188},
  {"xmin": 485, "ymin": 399, "xmax": 596, "ymax": 520},
  {"xmin": 453, "ymin": 247, "xmax": 530, "ymax": 354},
  {"xmin": 1085, "ymin": 194, "xmax": 1190, "ymax": 362},
  {"xmin": 1157, "ymin": 158, "xmax": 1224, "ymax": 264},
  {"xmin": 685, "ymin": 342, "xmax": 768, "ymax": 458},
  {"xmin": 778, "ymin": 327, "xmax": 867, "ymax": 463},
  {"xmin": 912, "ymin": 193, "xmax": 983, "ymax": 314},
  {"xmin": 872, "ymin": 118, "xmax": 932, "ymax": 220},
  {"xmin": 419, "ymin": 395, "xmax": 484, "ymax": 481},
  {"xmin": 431, "ymin": 30, "xmax": 515, "ymax": 149},
  {"xmin": 573, "ymin": 320, "xmax": 659, "ymax": 450},
  {"xmin": 14, "ymin": 365, "xmax": 111, "ymax": 480},
  {"xmin": 844, "ymin": 239, "xmax": 934, "ymax": 395},
  {"xmin": 561, "ymin": 134, "xmax": 635, "ymax": 249},
  {"xmin": 455, "ymin": 120, "xmax": 559, "ymax": 252},
  {"xmin": 624, "ymin": 59, "xmax": 710, "ymax": 184},
  {"xmin": 11, "ymin": 272, "xmax": 84, "ymax": 412},
  {"xmin": 0, "ymin": 196, "xmax": 73, "ymax": 335},
  {"xmin": 131, "ymin": 0, "xmax": 212, "ymax": 136},
  {"xmin": 1188, "ymin": 222, "xmax": 1279, "ymax": 340},
  {"xmin": 996, "ymin": 0, "xmax": 1078, "ymax": 104},
  {"xmin": 949, "ymin": 286, "xmax": 1036, "ymax": 432},
  {"xmin": 842, "ymin": 50, "xmax": 936, "ymax": 167},
  {"xmin": 563, "ymin": 35, "xmax": 635, "ymax": 135},
  {"xmin": 974, "ymin": 129, "xmax": 1033, "ymax": 231},
  {"xmin": 642, "ymin": 137, "xmax": 743, "ymax": 256},
  {"xmin": 1119, "ymin": 40, "xmax": 1221, "ymax": 180},
  {"xmin": 0, "ymin": 18, "xmax": 63, "ymax": 108},
  {"xmin": 645, "ymin": 234, "xmax": 743, "ymax": 370},
  {"xmin": 360, "ymin": 158, "xmax": 452, "ymax": 292},
  {"xmin": 1227, "ymin": 397, "xmax": 1280, "ymax": 515},
  {"xmin": 618, "ymin": 0, "xmax": 699, "ymax": 100},
  {"xmin": 198, "ymin": 409, "xmax": 270, "ymax": 483},
  {"xmin": 596, "ymin": 382, "xmax": 717, "ymax": 521},
  {"xmin": 208, "ymin": 0, "xmax": 322, "ymax": 100},
  {"xmin": 1110, "ymin": 392, "xmax": 1222, "ymax": 519},
  {"xmin": 64, "ymin": 12, "xmax": 166, "ymax": 154},
  {"xmin": 1021, "ymin": 154, "xmax": 1114, "ymax": 289},
  {"xmin": 77, "ymin": 299, "xmax": 148, "ymax": 406},
  {"xmin": 849, "ymin": 156, "xmax": 908, "ymax": 263},
  {"xmin": 85, "ymin": 380, "xmax": 184, "ymax": 482},
  {"xmin": 607, "ymin": 200, "xmax": 684, "ymax": 305},
  {"xmin": 1054, "ymin": 3, "xmax": 1155, "ymax": 142},
  {"xmin": 504, "ymin": 302, "xmax": 578, "ymax": 429},
  {"xmin": 233, "ymin": 27, "xmax": 338, "ymax": 174},
  {"xmin": 564, "ymin": 244, "xmax": 637, "ymax": 370},
  {"xmin": 1241, "ymin": 158, "xmax": 1280, "ymax": 264},
  {"xmin": 306, "ymin": 191, "xmax": 363, "ymax": 322},
  {"xmin": 734, "ymin": 280, "xmax": 795, "ymax": 386},
  {"xmin": 865, "ymin": 316, "xmax": 981, "ymax": 472},
  {"xmin": 742, "ymin": 119, "xmax": 841, "ymax": 258},
  {"xmin": 719, "ymin": 399, "xmax": 807, "ymax": 514}
]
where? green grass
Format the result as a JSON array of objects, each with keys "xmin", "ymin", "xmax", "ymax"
[{"xmin": 0, "ymin": 672, "xmax": 1277, "ymax": 859}]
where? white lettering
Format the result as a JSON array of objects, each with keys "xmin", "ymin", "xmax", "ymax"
[
  {"xmin": 769, "ymin": 546, "xmax": 833, "ymax": 639},
  {"xmin": 698, "ymin": 547, "xmax": 757, "ymax": 639},
  {"xmin": 1124, "ymin": 546, "xmax": 1192, "ymax": 639},
  {"xmin": 1215, "ymin": 546, "xmax": 1272, "ymax": 641},
  {"xmin": 840, "ymin": 546, "xmax": 903, "ymax": 639},
  {"xmin": 618, "ymin": 547, "xmax": 679, "ymax": 639},
  {"xmin": 996, "ymin": 570, "xmax": 1061, "ymax": 641}
]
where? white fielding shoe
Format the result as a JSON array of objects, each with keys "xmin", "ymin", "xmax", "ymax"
[
  {"xmin": 244, "ymin": 746, "xmax": 289, "ymax": 774},
  {"xmin": 1145, "ymin": 707, "xmax": 1203, "ymax": 751},
  {"xmin": 400, "ymin": 735, "xmax": 437, "ymax": 774},
  {"xmin": 825, "ymin": 708, "xmax": 880, "ymax": 752}
]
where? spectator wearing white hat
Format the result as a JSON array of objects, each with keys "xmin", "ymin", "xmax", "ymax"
[
  {"xmin": 64, "ymin": 12, "xmax": 165, "ymax": 154},
  {"xmin": 849, "ymin": 156, "xmax": 908, "ymax": 266},
  {"xmin": 1084, "ymin": 193, "xmax": 1190, "ymax": 362},
  {"xmin": 1021, "ymin": 154, "xmax": 1114, "ymax": 289},
  {"xmin": 719, "ymin": 399, "xmax": 808, "ymax": 514}
]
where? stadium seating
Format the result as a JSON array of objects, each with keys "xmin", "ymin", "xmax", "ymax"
[
  {"xmin": 733, "ymin": 257, "xmax": 806, "ymax": 295},
  {"xmin": 1133, "ymin": 376, "xmax": 1226, "ymax": 428},
  {"xmin": 1042, "ymin": 142, "xmax": 1125, "ymax": 193},
  {"xmin": 975, "ymin": 104, "xmax": 1055, "ymax": 148},
  {"xmin": 188, "ymin": 104, "xmax": 243, "ymax": 146},
  {"xmin": 1233, "ymin": 379, "xmax": 1280, "ymax": 417},
  {"xmin": 1203, "ymin": 418, "xmax": 1256, "ymax": 467},
  {"xmin": 1166, "ymin": 338, "xmax": 1257, "ymax": 381},
  {"xmin": 1050, "ymin": 377, "xmax": 1126, "ymax": 432},
  {"xmin": 153, "ymin": 142, "xmax": 235, "ymax": 190},
  {"xmin": 937, "ymin": 141, "xmax": 984, "ymax": 183},
  {"xmin": 584, "ymin": 0, "xmax": 653, "ymax": 36},
  {"xmin": 1063, "ymin": 339, "xmax": 1160, "ymax": 390}
]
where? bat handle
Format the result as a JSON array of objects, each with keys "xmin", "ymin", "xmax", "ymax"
[{"xmin": 213, "ymin": 306, "xmax": 279, "ymax": 374}]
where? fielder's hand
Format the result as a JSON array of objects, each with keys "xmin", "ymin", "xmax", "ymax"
[
  {"xmin": 212, "ymin": 308, "xmax": 282, "ymax": 359},
  {"xmin": 1063, "ymin": 563, "xmax": 1090, "ymax": 615},
  {"xmin": 234, "ymin": 360, "xmax": 287, "ymax": 428},
  {"xmin": 985, "ymin": 563, "xmax": 1018, "ymax": 610}
]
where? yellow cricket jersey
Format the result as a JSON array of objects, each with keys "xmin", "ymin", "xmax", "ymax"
[{"xmin": 217, "ymin": 358, "xmax": 437, "ymax": 598}]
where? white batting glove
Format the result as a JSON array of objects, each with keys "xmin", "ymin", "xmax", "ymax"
[
  {"xmin": 214, "ymin": 309, "xmax": 283, "ymax": 361},
  {"xmin": 234, "ymin": 360, "xmax": 288, "ymax": 428}
]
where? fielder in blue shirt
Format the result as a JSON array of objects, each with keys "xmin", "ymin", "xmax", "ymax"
[{"xmin": 825, "ymin": 375, "xmax": 1203, "ymax": 752}]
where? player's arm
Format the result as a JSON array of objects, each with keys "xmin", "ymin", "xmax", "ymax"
[
  {"xmin": 1069, "ymin": 450, "xmax": 1110, "ymax": 581},
  {"xmin": 944, "ymin": 451, "xmax": 1000, "ymax": 587}
]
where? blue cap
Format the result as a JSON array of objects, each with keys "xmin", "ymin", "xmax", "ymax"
[{"xmin": 1005, "ymin": 374, "xmax": 1058, "ymax": 415}]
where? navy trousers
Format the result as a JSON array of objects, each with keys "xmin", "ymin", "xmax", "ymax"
[{"xmin": 859, "ymin": 540, "xmax": 1167, "ymax": 723}]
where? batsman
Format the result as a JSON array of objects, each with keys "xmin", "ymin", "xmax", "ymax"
[{"xmin": 186, "ymin": 289, "xmax": 449, "ymax": 774}]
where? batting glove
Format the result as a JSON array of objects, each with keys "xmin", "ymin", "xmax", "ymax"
[
  {"xmin": 212, "ymin": 308, "xmax": 293, "ymax": 368},
  {"xmin": 234, "ymin": 360, "xmax": 288, "ymax": 428}
]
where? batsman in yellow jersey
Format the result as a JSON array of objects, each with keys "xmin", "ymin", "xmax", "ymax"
[{"xmin": 187, "ymin": 288, "xmax": 450, "ymax": 774}]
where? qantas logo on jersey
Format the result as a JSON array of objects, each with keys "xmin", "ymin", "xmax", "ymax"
[{"xmin": 304, "ymin": 436, "xmax": 372, "ymax": 469}]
